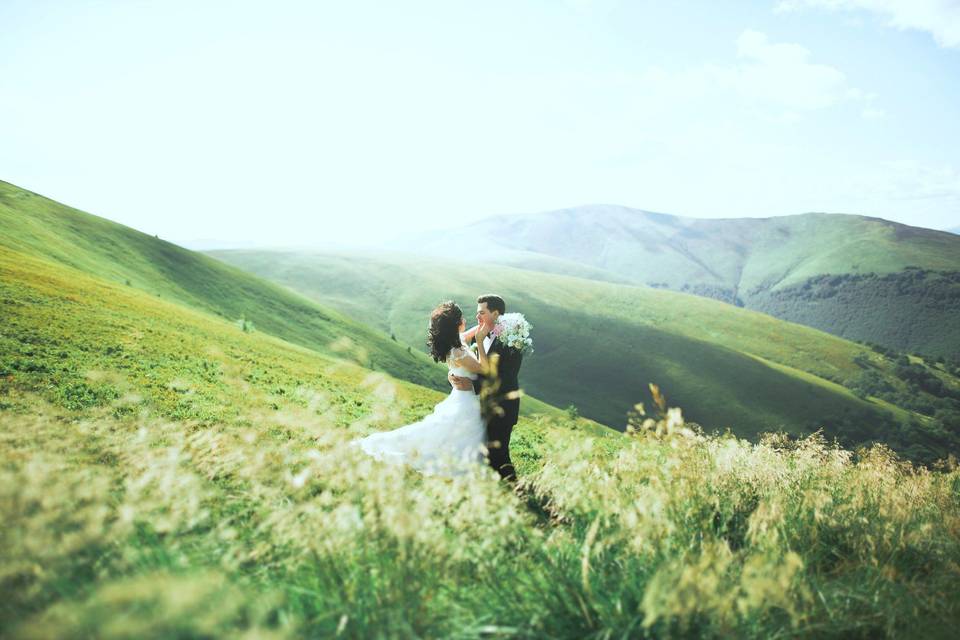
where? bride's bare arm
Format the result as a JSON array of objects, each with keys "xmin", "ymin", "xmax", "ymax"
[{"xmin": 460, "ymin": 325, "xmax": 480, "ymax": 344}]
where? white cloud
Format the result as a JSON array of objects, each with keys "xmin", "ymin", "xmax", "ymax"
[
  {"xmin": 717, "ymin": 29, "xmax": 862, "ymax": 111},
  {"xmin": 776, "ymin": 0, "xmax": 960, "ymax": 49},
  {"xmin": 631, "ymin": 30, "xmax": 874, "ymax": 120}
]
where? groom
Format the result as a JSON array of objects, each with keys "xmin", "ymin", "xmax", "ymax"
[{"xmin": 449, "ymin": 294, "xmax": 523, "ymax": 482}]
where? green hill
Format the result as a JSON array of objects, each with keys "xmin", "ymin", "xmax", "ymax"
[
  {"xmin": 393, "ymin": 206, "xmax": 960, "ymax": 358},
  {"xmin": 0, "ymin": 180, "xmax": 445, "ymax": 391},
  {"xmin": 3, "ymin": 184, "xmax": 959, "ymax": 638},
  {"xmin": 208, "ymin": 249, "xmax": 960, "ymax": 463},
  {"xmin": 0, "ymin": 239, "xmax": 587, "ymax": 433}
]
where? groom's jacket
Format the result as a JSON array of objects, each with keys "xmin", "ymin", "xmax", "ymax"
[{"xmin": 473, "ymin": 336, "xmax": 523, "ymax": 423}]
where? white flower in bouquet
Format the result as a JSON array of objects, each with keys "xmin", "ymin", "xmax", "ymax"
[{"xmin": 491, "ymin": 312, "xmax": 534, "ymax": 354}]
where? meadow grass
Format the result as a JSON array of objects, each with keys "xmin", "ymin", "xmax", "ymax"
[
  {"xmin": 3, "ymin": 389, "xmax": 958, "ymax": 639},
  {"xmin": 3, "ymin": 241, "xmax": 959, "ymax": 638}
]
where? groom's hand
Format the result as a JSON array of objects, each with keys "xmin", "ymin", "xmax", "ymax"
[{"xmin": 448, "ymin": 372, "xmax": 474, "ymax": 391}]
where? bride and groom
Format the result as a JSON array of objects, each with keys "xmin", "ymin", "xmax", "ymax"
[{"xmin": 352, "ymin": 294, "xmax": 523, "ymax": 481}]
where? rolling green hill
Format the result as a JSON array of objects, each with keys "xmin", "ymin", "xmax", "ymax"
[
  {"xmin": 208, "ymin": 249, "xmax": 960, "ymax": 463},
  {"xmin": 0, "ymin": 179, "xmax": 574, "ymax": 418},
  {"xmin": 0, "ymin": 180, "xmax": 445, "ymax": 391},
  {"xmin": 393, "ymin": 206, "xmax": 960, "ymax": 358},
  {"xmin": 0, "ymin": 240, "xmax": 588, "ymax": 436}
]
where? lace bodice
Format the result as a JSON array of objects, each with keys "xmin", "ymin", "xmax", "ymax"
[{"xmin": 447, "ymin": 346, "xmax": 478, "ymax": 379}]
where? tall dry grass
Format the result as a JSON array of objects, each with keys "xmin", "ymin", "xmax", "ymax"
[{"xmin": 2, "ymin": 386, "xmax": 959, "ymax": 638}]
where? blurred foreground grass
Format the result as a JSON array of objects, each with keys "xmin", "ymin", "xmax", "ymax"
[{"xmin": 3, "ymin": 392, "xmax": 959, "ymax": 639}]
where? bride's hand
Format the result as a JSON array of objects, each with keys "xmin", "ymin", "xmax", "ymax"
[{"xmin": 476, "ymin": 322, "xmax": 490, "ymax": 340}]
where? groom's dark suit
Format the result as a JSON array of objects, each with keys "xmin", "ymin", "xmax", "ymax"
[{"xmin": 473, "ymin": 335, "xmax": 523, "ymax": 481}]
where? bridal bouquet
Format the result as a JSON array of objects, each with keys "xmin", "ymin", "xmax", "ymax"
[{"xmin": 491, "ymin": 312, "xmax": 534, "ymax": 354}]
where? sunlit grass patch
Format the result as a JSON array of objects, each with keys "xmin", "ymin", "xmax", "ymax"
[{"xmin": 5, "ymin": 391, "xmax": 958, "ymax": 638}]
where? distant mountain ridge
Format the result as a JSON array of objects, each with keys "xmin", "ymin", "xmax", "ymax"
[{"xmin": 394, "ymin": 205, "xmax": 960, "ymax": 357}]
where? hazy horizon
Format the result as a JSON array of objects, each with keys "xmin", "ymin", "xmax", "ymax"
[
  {"xmin": 7, "ymin": 177, "xmax": 960, "ymax": 251},
  {"xmin": 183, "ymin": 204, "xmax": 960, "ymax": 250},
  {"xmin": 2, "ymin": 0, "xmax": 959, "ymax": 246}
]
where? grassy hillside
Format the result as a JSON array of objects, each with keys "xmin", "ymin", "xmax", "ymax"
[
  {"xmin": 0, "ymin": 247, "xmax": 568, "ymax": 423},
  {"xmin": 0, "ymin": 180, "xmax": 444, "ymax": 391},
  {"xmin": 4, "ymin": 240, "xmax": 960, "ymax": 638},
  {"xmin": 394, "ymin": 206, "xmax": 960, "ymax": 357},
  {"xmin": 208, "ymin": 250, "xmax": 960, "ymax": 463}
]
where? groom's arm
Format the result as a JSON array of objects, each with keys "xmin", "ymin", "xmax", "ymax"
[{"xmin": 448, "ymin": 371, "xmax": 474, "ymax": 391}]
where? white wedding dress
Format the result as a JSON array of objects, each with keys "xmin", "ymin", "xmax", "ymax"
[{"xmin": 351, "ymin": 347, "xmax": 487, "ymax": 477}]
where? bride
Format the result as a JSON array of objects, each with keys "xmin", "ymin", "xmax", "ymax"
[{"xmin": 351, "ymin": 301, "xmax": 489, "ymax": 477}]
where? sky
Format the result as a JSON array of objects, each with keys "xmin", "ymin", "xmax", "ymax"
[{"xmin": 1, "ymin": 0, "xmax": 959, "ymax": 247}]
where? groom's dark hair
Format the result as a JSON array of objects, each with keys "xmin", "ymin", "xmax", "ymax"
[{"xmin": 477, "ymin": 294, "xmax": 506, "ymax": 315}]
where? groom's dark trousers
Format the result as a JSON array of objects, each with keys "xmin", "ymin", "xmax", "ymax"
[
  {"xmin": 486, "ymin": 401, "xmax": 519, "ymax": 481},
  {"xmin": 473, "ymin": 337, "xmax": 523, "ymax": 482}
]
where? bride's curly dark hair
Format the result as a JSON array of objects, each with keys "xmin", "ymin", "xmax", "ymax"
[{"xmin": 427, "ymin": 301, "xmax": 464, "ymax": 363}]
